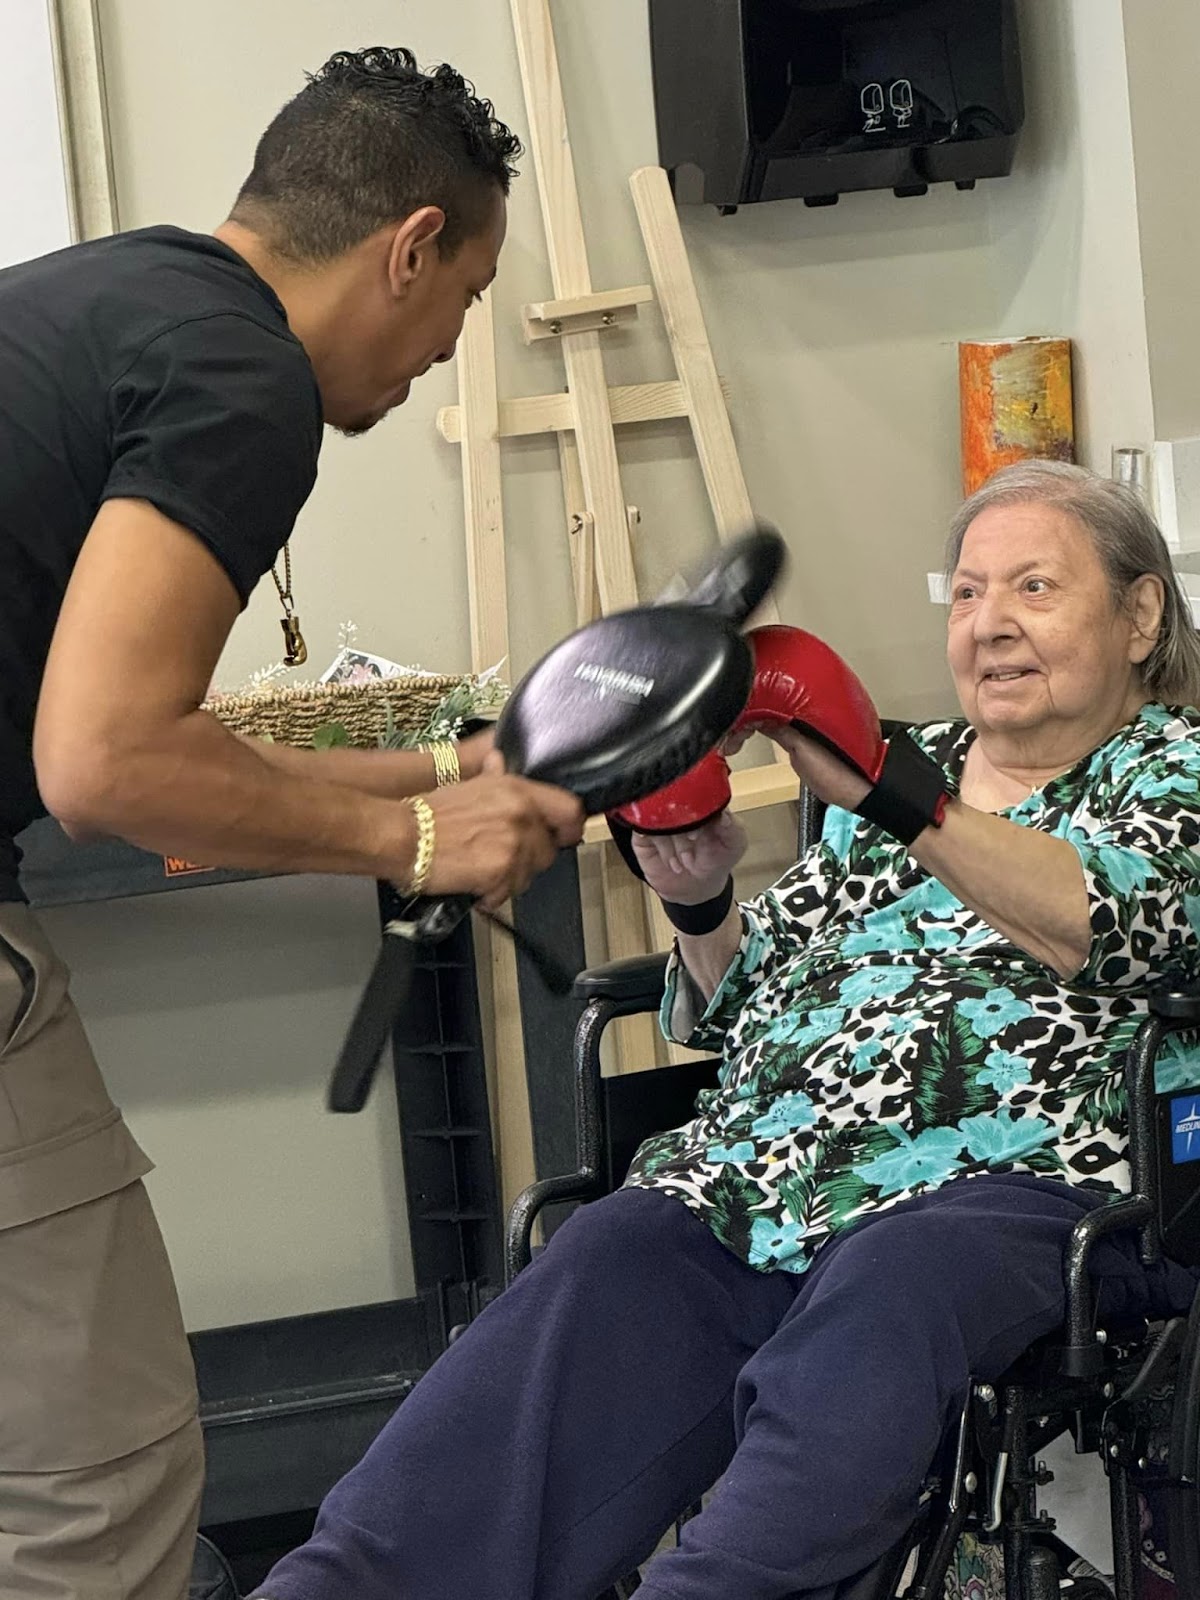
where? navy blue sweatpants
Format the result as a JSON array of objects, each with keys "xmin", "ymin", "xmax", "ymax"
[{"xmin": 253, "ymin": 1176, "xmax": 1196, "ymax": 1600}]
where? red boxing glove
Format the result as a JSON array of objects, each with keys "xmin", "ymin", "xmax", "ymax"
[
  {"xmin": 611, "ymin": 627, "xmax": 881, "ymax": 836},
  {"xmin": 738, "ymin": 625, "xmax": 949, "ymax": 845},
  {"xmin": 736, "ymin": 624, "xmax": 883, "ymax": 779},
  {"xmin": 610, "ymin": 625, "xmax": 950, "ymax": 850},
  {"xmin": 606, "ymin": 749, "xmax": 737, "ymax": 936},
  {"xmin": 610, "ymin": 747, "xmax": 731, "ymax": 835}
]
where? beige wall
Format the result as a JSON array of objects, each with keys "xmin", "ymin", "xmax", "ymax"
[
  {"xmin": 99, "ymin": 0, "xmax": 1152, "ymax": 716},
  {"xmin": 1124, "ymin": 0, "xmax": 1200, "ymax": 444},
  {"xmin": 39, "ymin": 876, "xmax": 412, "ymax": 1330},
  {"xmin": 80, "ymin": 0, "xmax": 1155, "ymax": 1331}
]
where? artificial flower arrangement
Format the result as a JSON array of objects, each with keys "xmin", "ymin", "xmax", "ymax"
[{"xmin": 203, "ymin": 623, "xmax": 507, "ymax": 752}]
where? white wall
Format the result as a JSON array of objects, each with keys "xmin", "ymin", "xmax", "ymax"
[{"xmin": 2, "ymin": 0, "xmax": 73, "ymax": 268}]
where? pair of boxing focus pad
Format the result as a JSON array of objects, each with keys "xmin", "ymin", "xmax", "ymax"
[
  {"xmin": 330, "ymin": 528, "xmax": 944, "ymax": 1113},
  {"xmin": 607, "ymin": 624, "xmax": 950, "ymax": 933},
  {"xmin": 328, "ymin": 526, "xmax": 791, "ymax": 1114}
]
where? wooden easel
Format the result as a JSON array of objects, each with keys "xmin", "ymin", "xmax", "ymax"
[{"xmin": 441, "ymin": 0, "xmax": 799, "ymax": 1189}]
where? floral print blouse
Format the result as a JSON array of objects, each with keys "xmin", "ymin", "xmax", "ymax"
[{"xmin": 623, "ymin": 704, "xmax": 1200, "ymax": 1274}]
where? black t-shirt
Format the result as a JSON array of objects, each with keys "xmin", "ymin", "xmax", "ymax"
[{"xmin": 0, "ymin": 226, "xmax": 323, "ymax": 899}]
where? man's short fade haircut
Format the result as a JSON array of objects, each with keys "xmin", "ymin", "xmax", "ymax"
[{"xmin": 230, "ymin": 46, "xmax": 522, "ymax": 262}]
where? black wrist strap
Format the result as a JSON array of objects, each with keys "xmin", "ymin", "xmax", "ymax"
[
  {"xmin": 855, "ymin": 730, "xmax": 949, "ymax": 846},
  {"xmin": 607, "ymin": 817, "xmax": 735, "ymax": 936},
  {"xmin": 662, "ymin": 878, "xmax": 735, "ymax": 936}
]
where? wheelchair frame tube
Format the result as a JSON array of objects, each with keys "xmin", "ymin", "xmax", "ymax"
[
  {"xmin": 1124, "ymin": 1015, "xmax": 1164, "ymax": 1267},
  {"xmin": 503, "ymin": 995, "xmax": 613, "ymax": 1284},
  {"xmin": 1061, "ymin": 1196, "xmax": 1154, "ymax": 1375}
]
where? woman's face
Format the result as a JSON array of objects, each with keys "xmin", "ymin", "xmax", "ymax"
[{"xmin": 946, "ymin": 500, "xmax": 1159, "ymax": 765}]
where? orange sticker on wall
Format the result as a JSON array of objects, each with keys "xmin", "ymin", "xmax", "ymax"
[{"xmin": 958, "ymin": 336, "xmax": 1074, "ymax": 498}]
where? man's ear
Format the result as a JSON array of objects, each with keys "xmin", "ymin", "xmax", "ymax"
[{"xmin": 386, "ymin": 207, "xmax": 447, "ymax": 297}]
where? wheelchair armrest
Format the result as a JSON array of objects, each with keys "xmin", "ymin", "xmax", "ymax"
[
  {"xmin": 573, "ymin": 952, "xmax": 671, "ymax": 1011},
  {"xmin": 1060, "ymin": 1194, "xmax": 1155, "ymax": 1376},
  {"xmin": 504, "ymin": 1171, "xmax": 603, "ymax": 1283},
  {"xmin": 1148, "ymin": 991, "xmax": 1200, "ymax": 1026}
]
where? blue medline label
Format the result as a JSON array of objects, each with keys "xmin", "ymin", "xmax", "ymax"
[{"xmin": 1171, "ymin": 1096, "xmax": 1200, "ymax": 1165}]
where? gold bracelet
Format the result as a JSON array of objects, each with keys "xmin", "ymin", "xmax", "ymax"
[
  {"xmin": 405, "ymin": 796, "xmax": 436, "ymax": 895},
  {"xmin": 424, "ymin": 740, "xmax": 461, "ymax": 788}
]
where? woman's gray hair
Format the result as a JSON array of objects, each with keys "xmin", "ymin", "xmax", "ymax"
[{"xmin": 944, "ymin": 459, "xmax": 1200, "ymax": 708}]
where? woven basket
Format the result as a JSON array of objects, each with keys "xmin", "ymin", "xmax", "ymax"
[{"xmin": 203, "ymin": 675, "xmax": 479, "ymax": 748}]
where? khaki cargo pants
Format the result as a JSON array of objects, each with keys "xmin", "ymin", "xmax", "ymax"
[{"xmin": 0, "ymin": 902, "xmax": 203, "ymax": 1598}]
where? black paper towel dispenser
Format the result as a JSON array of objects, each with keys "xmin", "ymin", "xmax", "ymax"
[{"xmin": 649, "ymin": 0, "xmax": 1024, "ymax": 211}]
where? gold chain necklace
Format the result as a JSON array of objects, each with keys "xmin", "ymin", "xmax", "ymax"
[{"xmin": 270, "ymin": 542, "xmax": 307, "ymax": 666}]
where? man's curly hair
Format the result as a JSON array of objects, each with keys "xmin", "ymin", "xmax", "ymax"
[{"xmin": 230, "ymin": 46, "xmax": 522, "ymax": 261}]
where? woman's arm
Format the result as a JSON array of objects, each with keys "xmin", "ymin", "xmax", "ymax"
[
  {"xmin": 909, "ymin": 802, "xmax": 1090, "ymax": 978},
  {"xmin": 631, "ymin": 815, "xmax": 748, "ymax": 1001},
  {"xmin": 769, "ymin": 720, "xmax": 1200, "ymax": 985},
  {"xmin": 771, "ymin": 727, "xmax": 1094, "ymax": 977},
  {"xmin": 674, "ymin": 901, "xmax": 746, "ymax": 1002}
]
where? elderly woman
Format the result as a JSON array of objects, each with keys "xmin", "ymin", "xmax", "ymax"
[{"xmin": 253, "ymin": 461, "xmax": 1200, "ymax": 1600}]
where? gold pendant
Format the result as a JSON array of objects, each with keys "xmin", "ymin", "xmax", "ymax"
[{"xmin": 281, "ymin": 614, "xmax": 308, "ymax": 667}]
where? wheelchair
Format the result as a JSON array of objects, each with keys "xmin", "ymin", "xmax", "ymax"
[{"xmin": 504, "ymin": 787, "xmax": 1200, "ymax": 1600}]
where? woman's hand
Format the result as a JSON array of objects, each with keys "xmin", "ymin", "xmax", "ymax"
[
  {"xmin": 630, "ymin": 811, "xmax": 747, "ymax": 904},
  {"xmin": 724, "ymin": 722, "xmax": 871, "ymax": 813}
]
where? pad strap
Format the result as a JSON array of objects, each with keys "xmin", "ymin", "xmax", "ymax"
[{"xmin": 855, "ymin": 730, "xmax": 949, "ymax": 846}]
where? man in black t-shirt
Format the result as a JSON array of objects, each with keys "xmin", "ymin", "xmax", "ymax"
[{"xmin": 0, "ymin": 46, "xmax": 581, "ymax": 1598}]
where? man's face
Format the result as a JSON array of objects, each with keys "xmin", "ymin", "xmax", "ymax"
[{"xmin": 331, "ymin": 191, "xmax": 506, "ymax": 436}]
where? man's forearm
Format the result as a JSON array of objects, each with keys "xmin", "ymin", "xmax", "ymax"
[
  {"xmin": 240, "ymin": 735, "xmax": 440, "ymax": 801},
  {"xmin": 240, "ymin": 729, "xmax": 493, "ymax": 800},
  {"xmin": 45, "ymin": 710, "xmax": 421, "ymax": 881}
]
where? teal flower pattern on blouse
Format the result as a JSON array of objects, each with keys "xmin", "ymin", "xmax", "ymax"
[
  {"xmin": 843, "ymin": 906, "xmax": 921, "ymax": 956},
  {"xmin": 958, "ymin": 1109, "xmax": 1054, "ymax": 1164},
  {"xmin": 976, "ymin": 1050, "xmax": 1033, "ymax": 1095},
  {"xmin": 763, "ymin": 1007, "xmax": 845, "ymax": 1050},
  {"xmin": 856, "ymin": 1127, "xmax": 967, "ymax": 1197},
  {"xmin": 751, "ymin": 1092, "xmax": 817, "ymax": 1137},
  {"xmin": 957, "ymin": 988, "xmax": 1034, "ymax": 1040},
  {"xmin": 748, "ymin": 1215, "xmax": 812, "ymax": 1268},
  {"xmin": 838, "ymin": 966, "xmax": 917, "ymax": 1008},
  {"xmin": 705, "ymin": 1140, "xmax": 756, "ymax": 1165}
]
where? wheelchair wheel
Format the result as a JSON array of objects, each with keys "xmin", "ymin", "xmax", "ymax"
[{"xmin": 1167, "ymin": 1293, "xmax": 1200, "ymax": 1594}]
